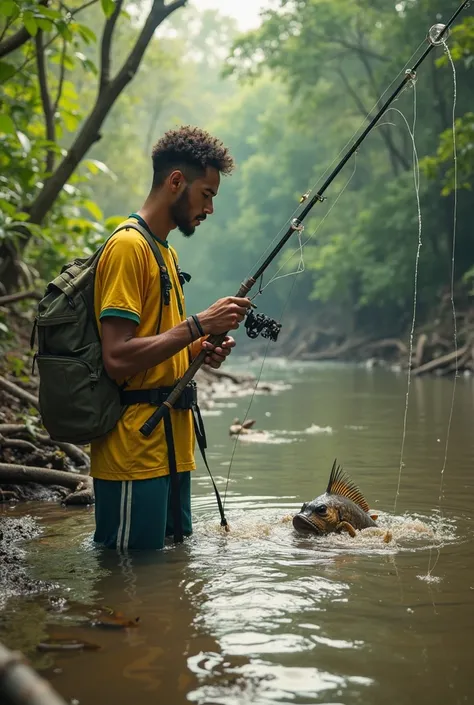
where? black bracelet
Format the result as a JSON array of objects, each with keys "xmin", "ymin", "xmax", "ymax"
[
  {"xmin": 186, "ymin": 317, "xmax": 196, "ymax": 342},
  {"xmin": 191, "ymin": 314, "xmax": 205, "ymax": 337}
]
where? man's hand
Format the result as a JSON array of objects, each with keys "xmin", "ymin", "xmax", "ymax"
[
  {"xmin": 197, "ymin": 296, "xmax": 251, "ymax": 334},
  {"xmin": 201, "ymin": 336, "xmax": 236, "ymax": 369}
]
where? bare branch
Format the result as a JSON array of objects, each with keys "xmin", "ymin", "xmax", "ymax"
[
  {"xmin": 0, "ymin": 290, "xmax": 41, "ymax": 305},
  {"xmin": 35, "ymin": 30, "xmax": 56, "ymax": 174},
  {"xmin": 99, "ymin": 0, "xmax": 124, "ymax": 93}
]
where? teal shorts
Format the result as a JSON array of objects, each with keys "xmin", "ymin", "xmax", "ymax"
[{"xmin": 93, "ymin": 472, "xmax": 192, "ymax": 551}]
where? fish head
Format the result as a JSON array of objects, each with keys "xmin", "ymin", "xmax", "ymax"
[
  {"xmin": 292, "ymin": 493, "xmax": 341, "ymax": 535},
  {"xmin": 292, "ymin": 459, "xmax": 376, "ymax": 536}
]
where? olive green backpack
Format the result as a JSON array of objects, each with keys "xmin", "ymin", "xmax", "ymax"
[{"xmin": 31, "ymin": 221, "xmax": 168, "ymax": 445}]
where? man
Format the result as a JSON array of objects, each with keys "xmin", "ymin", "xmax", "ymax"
[{"xmin": 90, "ymin": 125, "xmax": 251, "ymax": 551}]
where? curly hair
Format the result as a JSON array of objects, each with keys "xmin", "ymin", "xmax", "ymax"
[{"xmin": 151, "ymin": 125, "xmax": 235, "ymax": 187}]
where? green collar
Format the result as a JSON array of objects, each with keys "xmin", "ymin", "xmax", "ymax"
[{"xmin": 129, "ymin": 212, "xmax": 169, "ymax": 248}]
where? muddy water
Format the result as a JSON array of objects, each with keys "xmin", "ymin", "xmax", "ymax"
[{"xmin": 1, "ymin": 360, "xmax": 474, "ymax": 705}]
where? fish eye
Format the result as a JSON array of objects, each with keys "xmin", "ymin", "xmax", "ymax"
[
  {"xmin": 300, "ymin": 502, "xmax": 308, "ymax": 512},
  {"xmin": 315, "ymin": 504, "xmax": 327, "ymax": 514}
]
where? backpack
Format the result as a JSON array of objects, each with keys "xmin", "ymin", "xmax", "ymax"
[{"xmin": 31, "ymin": 220, "xmax": 173, "ymax": 446}]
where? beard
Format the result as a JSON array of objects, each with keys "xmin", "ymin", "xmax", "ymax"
[{"xmin": 170, "ymin": 186, "xmax": 199, "ymax": 238}]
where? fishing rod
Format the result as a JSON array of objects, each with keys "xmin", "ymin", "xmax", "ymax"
[{"xmin": 140, "ymin": 0, "xmax": 470, "ymax": 440}]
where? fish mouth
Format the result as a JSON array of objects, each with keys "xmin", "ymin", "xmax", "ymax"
[{"xmin": 292, "ymin": 513, "xmax": 324, "ymax": 535}]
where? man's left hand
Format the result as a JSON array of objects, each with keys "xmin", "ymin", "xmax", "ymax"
[{"xmin": 202, "ymin": 336, "xmax": 236, "ymax": 369}]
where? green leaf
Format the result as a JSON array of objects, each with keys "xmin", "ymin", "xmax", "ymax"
[
  {"xmin": 83, "ymin": 159, "xmax": 117, "ymax": 180},
  {"xmin": 23, "ymin": 10, "xmax": 38, "ymax": 36},
  {"xmin": 74, "ymin": 23, "xmax": 97, "ymax": 44},
  {"xmin": 0, "ymin": 113, "xmax": 15, "ymax": 134},
  {"xmin": 0, "ymin": 0, "xmax": 15, "ymax": 18},
  {"xmin": 16, "ymin": 131, "xmax": 31, "ymax": 154},
  {"xmin": 0, "ymin": 60, "xmax": 16, "ymax": 82},
  {"xmin": 83, "ymin": 200, "xmax": 103, "ymax": 221},
  {"xmin": 38, "ymin": 7, "xmax": 62, "ymax": 20},
  {"xmin": 36, "ymin": 17, "xmax": 53, "ymax": 31},
  {"xmin": 57, "ymin": 20, "xmax": 73, "ymax": 40},
  {"xmin": 100, "ymin": 0, "xmax": 115, "ymax": 19}
]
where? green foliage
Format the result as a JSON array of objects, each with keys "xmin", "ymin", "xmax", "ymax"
[{"xmin": 0, "ymin": 0, "xmax": 472, "ymax": 349}]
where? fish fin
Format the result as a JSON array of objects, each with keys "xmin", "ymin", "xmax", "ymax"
[
  {"xmin": 326, "ymin": 459, "xmax": 370, "ymax": 513},
  {"xmin": 370, "ymin": 513, "xmax": 378, "ymax": 521},
  {"xmin": 336, "ymin": 521, "xmax": 357, "ymax": 538}
]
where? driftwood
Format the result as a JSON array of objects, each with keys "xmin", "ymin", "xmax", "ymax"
[
  {"xmin": 0, "ymin": 641, "xmax": 67, "ymax": 705},
  {"xmin": 301, "ymin": 336, "xmax": 370, "ymax": 361},
  {"xmin": 0, "ymin": 290, "xmax": 42, "ymax": 306},
  {"xmin": 365, "ymin": 338, "xmax": 408, "ymax": 355},
  {"xmin": 0, "ymin": 463, "xmax": 93, "ymax": 505},
  {"xmin": 412, "ymin": 340, "xmax": 471, "ymax": 376},
  {"xmin": 414, "ymin": 333, "xmax": 428, "ymax": 368},
  {"xmin": 0, "ymin": 375, "xmax": 38, "ymax": 409},
  {"xmin": 200, "ymin": 366, "xmax": 254, "ymax": 385}
]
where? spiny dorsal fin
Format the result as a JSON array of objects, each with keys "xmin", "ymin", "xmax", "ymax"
[{"xmin": 326, "ymin": 459, "xmax": 370, "ymax": 513}]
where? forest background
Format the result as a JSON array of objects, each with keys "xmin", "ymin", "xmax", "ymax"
[{"xmin": 0, "ymin": 0, "xmax": 473, "ymax": 362}]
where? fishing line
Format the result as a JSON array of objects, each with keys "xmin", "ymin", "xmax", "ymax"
[
  {"xmin": 240, "ymin": 39, "xmax": 429, "ymax": 284},
  {"xmin": 222, "ymin": 275, "xmax": 300, "ymax": 512},
  {"xmin": 426, "ymin": 39, "xmax": 459, "ymax": 580},
  {"xmin": 390, "ymin": 85, "xmax": 423, "ymax": 515},
  {"xmin": 257, "ymin": 153, "xmax": 359, "ymax": 294}
]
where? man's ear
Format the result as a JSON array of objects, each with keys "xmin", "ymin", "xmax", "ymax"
[{"xmin": 169, "ymin": 169, "xmax": 186, "ymax": 194}]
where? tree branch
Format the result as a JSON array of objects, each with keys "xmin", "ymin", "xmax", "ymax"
[
  {"xmin": 35, "ymin": 30, "xmax": 56, "ymax": 174},
  {"xmin": 0, "ymin": 25, "xmax": 30, "ymax": 58},
  {"xmin": 336, "ymin": 37, "xmax": 390, "ymax": 62},
  {"xmin": 26, "ymin": 0, "xmax": 188, "ymax": 227},
  {"xmin": 52, "ymin": 37, "xmax": 67, "ymax": 114},
  {"xmin": 0, "ymin": 290, "xmax": 41, "ymax": 305},
  {"xmin": 0, "ymin": 0, "xmax": 99, "ymax": 79},
  {"xmin": 0, "ymin": 0, "xmax": 48, "ymax": 58},
  {"xmin": 99, "ymin": 0, "xmax": 124, "ymax": 93}
]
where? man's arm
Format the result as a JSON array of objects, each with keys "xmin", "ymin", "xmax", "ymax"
[{"xmin": 102, "ymin": 298, "xmax": 249, "ymax": 379}]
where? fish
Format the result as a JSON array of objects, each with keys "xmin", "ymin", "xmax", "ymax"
[{"xmin": 292, "ymin": 460, "xmax": 379, "ymax": 538}]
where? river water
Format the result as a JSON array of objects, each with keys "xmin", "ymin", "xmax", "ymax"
[{"xmin": 1, "ymin": 359, "xmax": 473, "ymax": 705}]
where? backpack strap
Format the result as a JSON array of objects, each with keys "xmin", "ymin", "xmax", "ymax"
[{"xmin": 110, "ymin": 220, "xmax": 172, "ymax": 335}]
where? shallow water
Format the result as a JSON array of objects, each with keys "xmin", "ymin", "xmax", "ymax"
[{"xmin": 1, "ymin": 359, "xmax": 474, "ymax": 705}]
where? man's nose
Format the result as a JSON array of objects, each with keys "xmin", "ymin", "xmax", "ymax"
[{"xmin": 204, "ymin": 202, "xmax": 214, "ymax": 215}]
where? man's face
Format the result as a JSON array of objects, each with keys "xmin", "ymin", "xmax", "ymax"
[{"xmin": 170, "ymin": 167, "xmax": 220, "ymax": 237}]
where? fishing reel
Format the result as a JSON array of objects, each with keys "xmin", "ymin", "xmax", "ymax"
[{"xmin": 244, "ymin": 309, "xmax": 282, "ymax": 342}]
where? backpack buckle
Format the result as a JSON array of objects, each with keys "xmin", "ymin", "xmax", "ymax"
[{"xmin": 160, "ymin": 266, "xmax": 171, "ymax": 305}]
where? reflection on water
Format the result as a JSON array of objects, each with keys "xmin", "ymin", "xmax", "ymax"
[{"xmin": 1, "ymin": 360, "xmax": 474, "ymax": 705}]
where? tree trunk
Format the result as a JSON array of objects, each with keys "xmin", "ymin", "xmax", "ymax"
[{"xmin": 1, "ymin": 0, "xmax": 188, "ymax": 291}]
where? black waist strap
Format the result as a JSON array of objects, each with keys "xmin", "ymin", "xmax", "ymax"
[{"xmin": 120, "ymin": 381, "xmax": 197, "ymax": 410}]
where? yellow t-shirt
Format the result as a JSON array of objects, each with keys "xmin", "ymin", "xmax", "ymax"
[{"xmin": 90, "ymin": 219, "xmax": 196, "ymax": 481}]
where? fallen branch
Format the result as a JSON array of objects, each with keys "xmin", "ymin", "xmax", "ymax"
[
  {"xmin": 36, "ymin": 434, "xmax": 90, "ymax": 470},
  {"xmin": 0, "ymin": 435, "xmax": 38, "ymax": 453},
  {"xmin": 412, "ymin": 340, "xmax": 471, "ymax": 376},
  {"xmin": 0, "ymin": 424, "xmax": 24, "ymax": 435},
  {"xmin": 200, "ymin": 366, "xmax": 254, "ymax": 385},
  {"xmin": 0, "ymin": 290, "xmax": 42, "ymax": 306},
  {"xmin": 301, "ymin": 336, "xmax": 371, "ymax": 361},
  {"xmin": 364, "ymin": 338, "xmax": 408, "ymax": 355},
  {"xmin": 0, "ymin": 375, "xmax": 39, "ymax": 409},
  {"xmin": 0, "ymin": 462, "xmax": 93, "ymax": 505},
  {"xmin": 414, "ymin": 333, "xmax": 428, "ymax": 368},
  {"xmin": 0, "ymin": 462, "xmax": 88, "ymax": 490}
]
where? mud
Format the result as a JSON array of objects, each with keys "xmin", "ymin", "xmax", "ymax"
[{"xmin": 0, "ymin": 515, "xmax": 47, "ymax": 608}]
